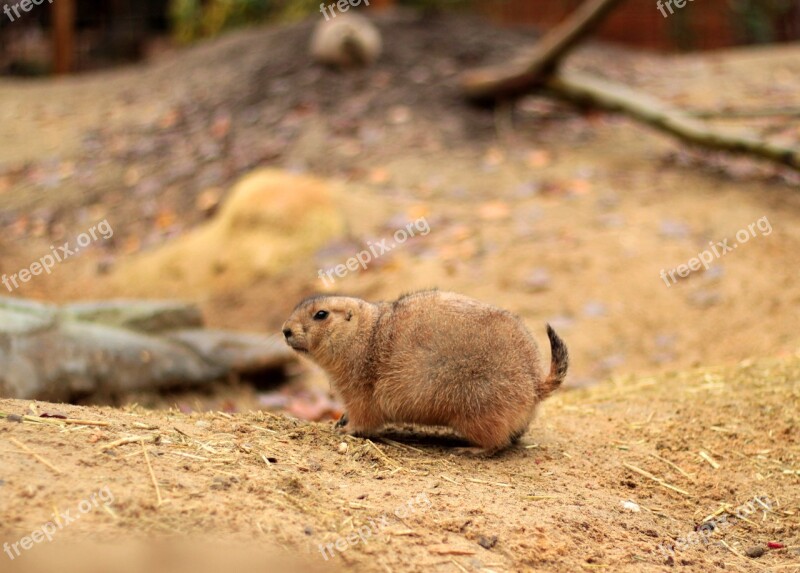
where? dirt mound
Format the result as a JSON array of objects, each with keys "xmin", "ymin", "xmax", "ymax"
[{"xmin": 1, "ymin": 355, "xmax": 798, "ymax": 572}]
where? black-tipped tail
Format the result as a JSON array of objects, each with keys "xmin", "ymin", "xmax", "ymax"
[{"xmin": 543, "ymin": 324, "xmax": 569, "ymax": 397}]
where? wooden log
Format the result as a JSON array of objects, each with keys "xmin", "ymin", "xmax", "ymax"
[
  {"xmin": 461, "ymin": 0, "xmax": 626, "ymax": 101},
  {"xmin": 546, "ymin": 69, "xmax": 800, "ymax": 171}
]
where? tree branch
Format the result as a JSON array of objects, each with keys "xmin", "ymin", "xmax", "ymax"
[
  {"xmin": 546, "ymin": 70, "xmax": 800, "ymax": 171},
  {"xmin": 461, "ymin": 0, "xmax": 626, "ymax": 101}
]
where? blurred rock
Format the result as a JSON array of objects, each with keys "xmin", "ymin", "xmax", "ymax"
[
  {"xmin": 687, "ymin": 289, "xmax": 722, "ymax": 308},
  {"xmin": 0, "ymin": 296, "xmax": 295, "ymax": 402},
  {"xmin": 169, "ymin": 329, "xmax": 294, "ymax": 374},
  {"xmin": 522, "ymin": 268, "xmax": 552, "ymax": 293},
  {"xmin": 310, "ymin": 13, "xmax": 382, "ymax": 68},
  {"xmin": 659, "ymin": 219, "xmax": 691, "ymax": 240},
  {"xmin": 61, "ymin": 300, "xmax": 203, "ymax": 333},
  {"xmin": 107, "ymin": 169, "xmax": 346, "ymax": 299}
]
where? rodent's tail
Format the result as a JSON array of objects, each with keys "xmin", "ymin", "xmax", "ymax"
[{"xmin": 542, "ymin": 324, "xmax": 569, "ymax": 397}]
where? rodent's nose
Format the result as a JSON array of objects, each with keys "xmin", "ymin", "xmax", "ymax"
[{"xmin": 282, "ymin": 327, "xmax": 293, "ymax": 340}]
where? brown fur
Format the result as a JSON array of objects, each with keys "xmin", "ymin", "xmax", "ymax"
[{"xmin": 281, "ymin": 290, "xmax": 569, "ymax": 452}]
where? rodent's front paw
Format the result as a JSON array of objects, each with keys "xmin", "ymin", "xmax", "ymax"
[{"xmin": 334, "ymin": 412, "xmax": 349, "ymax": 430}]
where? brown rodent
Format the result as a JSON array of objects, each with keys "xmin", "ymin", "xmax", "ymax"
[{"xmin": 281, "ymin": 290, "xmax": 568, "ymax": 453}]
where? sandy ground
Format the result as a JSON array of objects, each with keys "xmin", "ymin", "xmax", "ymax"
[
  {"xmin": 1, "ymin": 355, "xmax": 798, "ymax": 572},
  {"xmin": 0, "ymin": 11, "xmax": 799, "ymax": 573}
]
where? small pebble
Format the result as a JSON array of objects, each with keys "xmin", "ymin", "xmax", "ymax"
[
  {"xmin": 622, "ymin": 500, "xmax": 641, "ymax": 512},
  {"xmin": 522, "ymin": 268, "xmax": 551, "ymax": 292},
  {"xmin": 687, "ymin": 289, "xmax": 722, "ymax": 308},
  {"xmin": 659, "ymin": 219, "xmax": 691, "ymax": 239},
  {"xmin": 338, "ymin": 442, "xmax": 348, "ymax": 454},
  {"xmin": 583, "ymin": 301, "xmax": 607, "ymax": 318},
  {"xmin": 745, "ymin": 546, "xmax": 765, "ymax": 558},
  {"xmin": 477, "ymin": 535, "xmax": 498, "ymax": 549}
]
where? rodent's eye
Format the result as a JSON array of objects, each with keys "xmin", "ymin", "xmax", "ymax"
[{"xmin": 313, "ymin": 310, "xmax": 330, "ymax": 321}]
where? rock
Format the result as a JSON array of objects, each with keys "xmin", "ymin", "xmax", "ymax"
[
  {"xmin": 659, "ymin": 219, "xmax": 691, "ymax": 240},
  {"xmin": 522, "ymin": 268, "xmax": 552, "ymax": 293},
  {"xmin": 745, "ymin": 546, "xmax": 765, "ymax": 558},
  {"xmin": 0, "ymin": 320, "xmax": 227, "ymax": 401},
  {"xmin": 167, "ymin": 330, "xmax": 294, "ymax": 373},
  {"xmin": 686, "ymin": 289, "xmax": 722, "ymax": 308},
  {"xmin": 106, "ymin": 169, "xmax": 346, "ymax": 299},
  {"xmin": 622, "ymin": 500, "xmax": 641, "ymax": 512},
  {"xmin": 0, "ymin": 296, "xmax": 297, "ymax": 401},
  {"xmin": 61, "ymin": 300, "xmax": 204, "ymax": 333},
  {"xmin": 310, "ymin": 13, "xmax": 382, "ymax": 68},
  {"xmin": 0, "ymin": 297, "xmax": 57, "ymax": 334},
  {"xmin": 0, "ymin": 307, "xmax": 56, "ymax": 335}
]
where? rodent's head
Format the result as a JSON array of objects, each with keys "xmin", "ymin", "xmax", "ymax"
[{"xmin": 281, "ymin": 295, "xmax": 368, "ymax": 367}]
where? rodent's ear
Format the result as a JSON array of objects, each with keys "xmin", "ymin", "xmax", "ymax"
[{"xmin": 345, "ymin": 309, "xmax": 353, "ymax": 321}]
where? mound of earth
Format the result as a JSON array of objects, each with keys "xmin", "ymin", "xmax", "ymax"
[{"xmin": 1, "ymin": 355, "xmax": 798, "ymax": 572}]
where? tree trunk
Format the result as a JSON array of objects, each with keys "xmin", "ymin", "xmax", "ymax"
[{"xmin": 52, "ymin": 0, "xmax": 76, "ymax": 74}]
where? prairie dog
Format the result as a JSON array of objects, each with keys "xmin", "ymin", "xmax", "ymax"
[{"xmin": 281, "ymin": 290, "xmax": 568, "ymax": 453}]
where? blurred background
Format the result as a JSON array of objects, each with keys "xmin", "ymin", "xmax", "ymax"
[
  {"xmin": 2, "ymin": 0, "xmax": 800, "ymax": 75},
  {"xmin": 1, "ymin": 0, "xmax": 799, "ymax": 417}
]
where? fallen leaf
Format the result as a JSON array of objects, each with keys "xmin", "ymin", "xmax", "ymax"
[
  {"xmin": 478, "ymin": 201, "xmax": 511, "ymax": 221},
  {"xmin": 526, "ymin": 149, "xmax": 552, "ymax": 168},
  {"xmin": 155, "ymin": 209, "xmax": 176, "ymax": 230},
  {"xmin": 368, "ymin": 167, "xmax": 390, "ymax": 185}
]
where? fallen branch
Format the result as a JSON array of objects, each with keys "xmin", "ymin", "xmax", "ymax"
[
  {"xmin": 10, "ymin": 437, "xmax": 62, "ymax": 474},
  {"xmin": 688, "ymin": 106, "xmax": 800, "ymax": 119},
  {"xmin": 141, "ymin": 439, "xmax": 164, "ymax": 507},
  {"xmin": 0, "ymin": 412, "xmax": 111, "ymax": 427},
  {"xmin": 99, "ymin": 434, "xmax": 160, "ymax": 451},
  {"xmin": 546, "ymin": 70, "xmax": 800, "ymax": 171},
  {"xmin": 461, "ymin": 0, "xmax": 626, "ymax": 101},
  {"xmin": 623, "ymin": 462, "xmax": 692, "ymax": 497}
]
